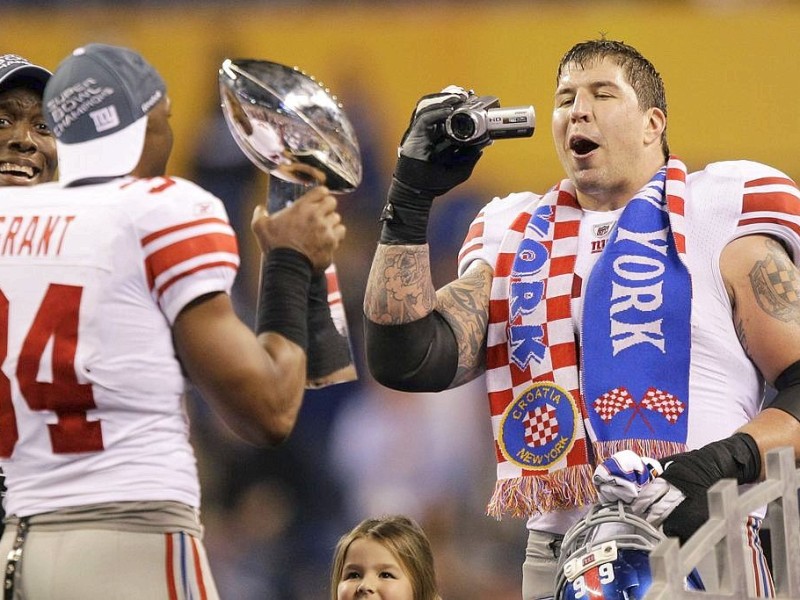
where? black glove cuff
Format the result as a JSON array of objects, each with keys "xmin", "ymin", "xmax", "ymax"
[
  {"xmin": 256, "ymin": 248, "xmax": 313, "ymax": 350},
  {"xmin": 394, "ymin": 154, "xmax": 444, "ymax": 193},
  {"xmin": 379, "ymin": 178, "xmax": 435, "ymax": 245},
  {"xmin": 394, "ymin": 151, "xmax": 481, "ymax": 196},
  {"xmin": 661, "ymin": 432, "xmax": 762, "ymax": 499}
]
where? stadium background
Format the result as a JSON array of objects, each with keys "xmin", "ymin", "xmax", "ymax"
[{"xmin": 4, "ymin": 1, "xmax": 799, "ymax": 598}]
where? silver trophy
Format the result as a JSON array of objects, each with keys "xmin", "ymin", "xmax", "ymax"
[{"xmin": 219, "ymin": 58, "xmax": 361, "ymax": 388}]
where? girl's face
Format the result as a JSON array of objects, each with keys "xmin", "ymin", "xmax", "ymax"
[{"xmin": 337, "ymin": 538, "xmax": 415, "ymax": 600}]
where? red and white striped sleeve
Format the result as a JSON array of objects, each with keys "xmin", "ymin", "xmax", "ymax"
[
  {"xmin": 457, "ymin": 191, "xmax": 542, "ymax": 277},
  {"xmin": 733, "ymin": 162, "xmax": 800, "ymax": 265},
  {"xmin": 134, "ymin": 177, "xmax": 240, "ymax": 323},
  {"xmin": 457, "ymin": 206, "xmax": 486, "ymax": 273}
]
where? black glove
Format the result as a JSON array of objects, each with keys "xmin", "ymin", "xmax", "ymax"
[
  {"xmin": 660, "ymin": 432, "xmax": 761, "ymax": 544},
  {"xmin": 380, "ymin": 86, "xmax": 487, "ymax": 245}
]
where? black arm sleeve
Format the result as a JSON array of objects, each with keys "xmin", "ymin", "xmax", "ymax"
[
  {"xmin": 364, "ymin": 311, "xmax": 459, "ymax": 392},
  {"xmin": 770, "ymin": 358, "xmax": 800, "ymax": 423}
]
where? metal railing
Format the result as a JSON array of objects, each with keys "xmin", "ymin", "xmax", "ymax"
[{"xmin": 645, "ymin": 447, "xmax": 800, "ymax": 599}]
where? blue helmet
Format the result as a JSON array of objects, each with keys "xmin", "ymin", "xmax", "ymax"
[{"xmin": 554, "ymin": 502, "xmax": 703, "ymax": 600}]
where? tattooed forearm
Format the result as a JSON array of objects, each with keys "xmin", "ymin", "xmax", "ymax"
[
  {"xmin": 364, "ymin": 246, "xmax": 493, "ymax": 386},
  {"xmin": 364, "ymin": 244, "xmax": 436, "ymax": 324},
  {"xmin": 749, "ymin": 238, "xmax": 800, "ymax": 324},
  {"xmin": 436, "ymin": 262, "xmax": 492, "ymax": 385}
]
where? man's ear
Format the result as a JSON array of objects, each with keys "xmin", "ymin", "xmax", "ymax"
[{"xmin": 643, "ymin": 106, "xmax": 666, "ymax": 147}]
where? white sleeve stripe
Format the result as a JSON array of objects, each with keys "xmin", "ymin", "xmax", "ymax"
[
  {"xmin": 156, "ymin": 260, "xmax": 239, "ymax": 300},
  {"xmin": 743, "ymin": 184, "xmax": 800, "ymax": 199},
  {"xmin": 153, "ymin": 251, "xmax": 240, "ymax": 294},
  {"xmin": 142, "ymin": 222, "xmax": 235, "ymax": 255}
]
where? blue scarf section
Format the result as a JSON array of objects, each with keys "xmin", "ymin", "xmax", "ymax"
[{"xmin": 582, "ymin": 169, "xmax": 692, "ymax": 447}]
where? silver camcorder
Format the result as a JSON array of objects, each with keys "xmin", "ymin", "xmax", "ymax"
[{"xmin": 445, "ymin": 95, "xmax": 535, "ymax": 145}]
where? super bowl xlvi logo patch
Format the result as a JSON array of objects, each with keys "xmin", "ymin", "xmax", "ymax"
[{"xmin": 498, "ymin": 382, "xmax": 579, "ymax": 470}]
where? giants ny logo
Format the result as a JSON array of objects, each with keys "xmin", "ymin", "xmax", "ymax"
[
  {"xmin": 591, "ymin": 221, "xmax": 614, "ymax": 254},
  {"xmin": 89, "ymin": 106, "xmax": 120, "ymax": 133}
]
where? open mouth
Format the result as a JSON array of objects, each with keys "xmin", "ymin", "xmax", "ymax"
[
  {"xmin": 569, "ymin": 136, "xmax": 599, "ymax": 157},
  {"xmin": 0, "ymin": 162, "xmax": 40, "ymax": 180}
]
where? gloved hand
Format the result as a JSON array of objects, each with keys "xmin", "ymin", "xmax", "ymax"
[
  {"xmin": 380, "ymin": 86, "xmax": 487, "ymax": 245},
  {"xmin": 593, "ymin": 450, "xmax": 686, "ymax": 528},
  {"xmin": 394, "ymin": 85, "xmax": 487, "ymax": 194},
  {"xmin": 595, "ymin": 433, "xmax": 762, "ymax": 545},
  {"xmin": 659, "ymin": 432, "xmax": 761, "ymax": 544},
  {"xmin": 593, "ymin": 450, "xmax": 664, "ymax": 504}
]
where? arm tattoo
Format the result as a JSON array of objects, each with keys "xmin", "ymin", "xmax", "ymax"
[
  {"xmin": 734, "ymin": 317, "xmax": 750, "ymax": 356},
  {"xmin": 437, "ymin": 263, "xmax": 491, "ymax": 385},
  {"xmin": 364, "ymin": 245, "xmax": 436, "ymax": 324},
  {"xmin": 749, "ymin": 238, "xmax": 800, "ymax": 325}
]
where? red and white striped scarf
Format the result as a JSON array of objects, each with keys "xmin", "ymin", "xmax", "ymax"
[{"xmin": 485, "ymin": 157, "xmax": 689, "ymax": 519}]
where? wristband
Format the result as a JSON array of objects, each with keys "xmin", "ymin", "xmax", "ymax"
[
  {"xmin": 661, "ymin": 432, "xmax": 761, "ymax": 499},
  {"xmin": 379, "ymin": 178, "xmax": 435, "ymax": 245},
  {"xmin": 255, "ymin": 248, "xmax": 312, "ymax": 350}
]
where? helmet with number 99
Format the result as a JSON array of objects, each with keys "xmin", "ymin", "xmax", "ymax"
[{"xmin": 554, "ymin": 502, "xmax": 703, "ymax": 600}]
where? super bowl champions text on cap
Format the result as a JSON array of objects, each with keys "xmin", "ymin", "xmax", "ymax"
[{"xmin": 46, "ymin": 78, "xmax": 115, "ymax": 138}]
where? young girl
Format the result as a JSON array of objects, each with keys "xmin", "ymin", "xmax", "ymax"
[{"xmin": 330, "ymin": 515, "xmax": 442, "ymax": 600}]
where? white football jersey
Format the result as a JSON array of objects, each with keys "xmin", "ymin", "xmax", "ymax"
[
  {"xmin": 459, "ymin": 160, "xmax": 800, "ymax": 534},
  {"xmin": 0, "ymin": 176, "xmax": 239, "ymax": 517}
]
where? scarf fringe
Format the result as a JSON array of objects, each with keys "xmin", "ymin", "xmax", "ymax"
[
  {"xmin": 486, "ymin": 440, "xmax": 689, "ymax": 520},
  {"xmin": 486, "ymin": 464, "xmax": 597, "ymax": 520},
  {"xmin": 592, "ymin": 439, "xmax": 688, "ymax": 464}
]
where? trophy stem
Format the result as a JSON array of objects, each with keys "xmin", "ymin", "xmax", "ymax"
[
  {"xmin": 266, "ymin": 177, "xmax": 305, "ymax": 214},
  {"xmin": 265, "ymin": 176, "xmax": 357, "ymax": 388}
]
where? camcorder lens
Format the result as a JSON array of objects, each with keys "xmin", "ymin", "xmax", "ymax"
[{"xmin": 448, "ymin": 112, "xmax": 477, "ymax": 141}]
